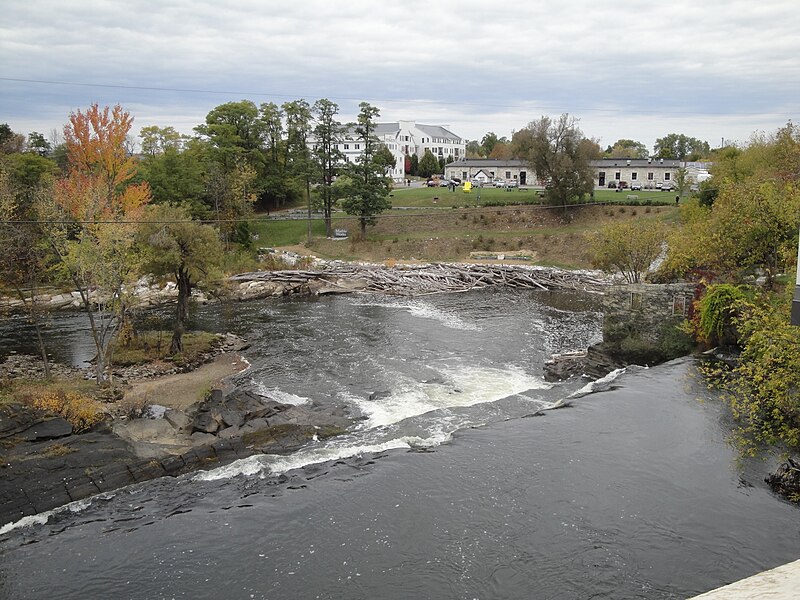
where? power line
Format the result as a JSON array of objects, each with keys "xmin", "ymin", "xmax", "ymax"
[{"xmin": 1, "ymin": 76, "xmax": 793, "ymax": 118}]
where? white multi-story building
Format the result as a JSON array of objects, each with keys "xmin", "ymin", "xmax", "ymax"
[{"xmin": 310, "ymin": 120, "xmax": 465, "ymax": 183}]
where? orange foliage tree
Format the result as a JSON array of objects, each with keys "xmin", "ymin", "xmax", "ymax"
[{"xmin": 50, "ymin": 104, "xmax": 151, "ymax": 382}]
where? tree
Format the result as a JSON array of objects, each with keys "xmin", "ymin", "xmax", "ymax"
[
  {"xmin": 0, "ymin": 170, "xmax": 54, "ymax": 378},
  {"xmin": 257, "ymin": 101, "xmax": 296, "ymax": 210},
  {"xmin": 481, "ymin": 132, "xmax": 499, "ymax": 156},
  {"xmin": 26, "ymin": 131, "xmax": 51, "ymax": 156},
  {"xmin": 417, "ymin": 149, "xmax": 439, "ymax": 178},
  {"xmin": 139, "ymin": 125, "xmax": 185, "ymax": 156},
  {"xmin": 50, "ymin": 104, "xmax": 151, "ymax": 383},
  {"xmin": 605, "ymin": 139, "xmax": 648, "ymax": 159},
  {"xmin": 654, "ymin": 134, "xmax": 710, "ymax": 160},
  {"xmin": 138, "ymin": 139, "xmax": 210, "ymax": 217},
  {"xmin": 466, "ymin": 140, "xmax": 484, "ymax": 158},
  {"xmin": 0, "ymin": 124, "xmax": 25, "ymax": 154},
  {"xmin": 138, "ymin": 204, "xmax": 223, "ymax": 353},
  {"xmin": 312, "ymin": 98, "xmax": 345, "ymax": 238},
  {"xmin": 659, "ymin": 124, "xmax": 800, "ymax": 285},
  {"xmin": 512, "ymin": 114, "xmax": 596, "ymax": 209},
  {"xmin": 283, "ymin": 100, "xmax": 314, "ymax": 243},
  {"xmin": 3, "ymin": 152, "xmax": 59, "ymax": 189},
  {"xmin": 589, "ymin": 220, "xmax": 666, "ymax": 283},
  {"xmin": 340, "ymin": 102, "xmax": 392, "ymax": 238},
  {"xmin": 488, "ymin": 142, "xmax": 513, "ymax": 160},
  {"xmin": 409, "ymin": 153, "xmax": 419, "ymax": 175},
  {"xmin": 674, "ymin": 166, "xmax": 691, "ymax": 198}
]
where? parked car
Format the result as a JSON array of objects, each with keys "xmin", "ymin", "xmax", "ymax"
[
  {"xmin": 505, "ymin": 179, "xmax": 518, "ymax": 188},
  {"xmin": 439, "ymin": 179, "xmax": 449, "ymax": 187},
  {"xmin": 630, "ymin": 183, "xmax": 642, "ymax": 191},
  {"xmin": 661, "ymin": 182, "xmax": 673, "ymax": 191},
  {"xmin": 426, "ymin": 179, "xmax": 438, "ymax": 187},
  {"xmin": 607, "ymin": 181, "xmax": 617, "ymax": 188},
  {"xmin": 493, "ymin": 179, "xmax": 505, "ymax": 188},
  {"xmin": 618, "ymin": 181, "xmax": 629, "ymax": 189},
  {"xmin": 655, "ymin": 182, "xmax": 663, "ymax": 189}
]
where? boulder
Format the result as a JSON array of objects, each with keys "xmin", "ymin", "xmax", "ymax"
[
  {"xmin": 193, "ymin": 411, "xmax": 220, "ymax": 434},
  {"xmin": 766, "ymin": 457, "xmax": 800, "ymax": 502},
  {"xmin": 164, "ymin": 409, "xmax": 192, "ymax": 432}
]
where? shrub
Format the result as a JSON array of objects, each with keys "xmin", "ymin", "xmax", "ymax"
[
  {"xmin": 692, "ymin": 284, "xmax": 751, "ymax": 345},
  {"xmin": 29, "ymin": 390, "xmax": 105, "ymax": 432}
]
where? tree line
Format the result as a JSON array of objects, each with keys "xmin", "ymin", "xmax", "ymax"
[{"xmin": 0, "ymin": 99, "xmax": 396, "ymax": 383}]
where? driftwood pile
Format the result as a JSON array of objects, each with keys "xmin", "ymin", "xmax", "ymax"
[{"xmin": 230, "ymin": 263, "xmax": 608, "ymax": 297}]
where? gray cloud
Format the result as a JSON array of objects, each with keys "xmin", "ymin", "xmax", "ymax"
[{"xmin": 1, "ymin": 0, "xmax": 798, "ymax": 148}]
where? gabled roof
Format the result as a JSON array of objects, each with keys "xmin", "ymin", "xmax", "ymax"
[
  {"xmin": 416, "ymin": 123, "xmax": 461, "ymax": 142},
  {"xmin": 374, "ymin": 123, "xmax": 401, "ymax": 137}
]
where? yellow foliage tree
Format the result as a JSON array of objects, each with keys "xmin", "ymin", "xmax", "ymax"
[{"xmin": 48, "ymin": 104, "xmax": 151, "ymax": 382}]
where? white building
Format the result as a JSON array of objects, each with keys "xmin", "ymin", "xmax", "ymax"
[
  {"xmin": 316, "ymin": 121, "xmax": 466, "ymax": 183},
  {"xmin": 590, "ymin": 158, "xmax": 681, "ymax": 188},
  {"xmin": 444, "ymin": 159, "xmax": 534, "ymax": 185}
]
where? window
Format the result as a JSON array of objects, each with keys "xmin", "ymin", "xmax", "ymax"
[
  {"xmin": 355, "ymin": 144, "xmax": 360, "ymax": 150},
  {"xmin": 672, "ymin": 295, "xmax": 688, "ymax": 316},
  {"xmin": 615, "ymin": 172, "xmax": 621, "ymax": 180},
  {"xmin": 489, "ymin": 171, "xmax": 495, "ymax": 177},
  {"xmin": 344, "ymin": 144, "xmax": 349, "ymax": 150},
  {"xmin": 462, "ymin": 171, "xmax": 468, "ymax": 179},
  {"xmin": 505, "ymin": 171, "xmax": 511, "ymax": 179},
  {"xmin": 630, "ymin": 292, "xmax": 643, "ymax": 311},
  {"xmin": 664, "ymin": 172, "xmax": 671, "ymax": 180},
  {"xmin": 631, "ymin": 172, "xmax": 637, "ymax": 180},
  {"xmin": 647, "ymin": 172, "xmax": 654, "ymax": 180}
]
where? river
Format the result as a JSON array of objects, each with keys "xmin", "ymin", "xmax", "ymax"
[{"xmin": 0, "ymin": 289, "xmax": 797, "ymax": 599}]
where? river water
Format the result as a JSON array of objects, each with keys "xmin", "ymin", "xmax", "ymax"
[{"xmin": 0, "ymin": 289, "xmax": 798, "ymax": 599}]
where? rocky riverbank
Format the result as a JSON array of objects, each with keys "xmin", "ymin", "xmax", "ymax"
[{"xmin": 0, "ymin": 337, "xmax": 356, "ymax": 529}]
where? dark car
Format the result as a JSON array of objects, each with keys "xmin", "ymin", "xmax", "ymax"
[{"xmin": 607, "ymin": 181, "xmax": 617, "ymax": 188}]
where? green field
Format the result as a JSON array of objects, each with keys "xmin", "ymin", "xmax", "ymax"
[{"xmin": 389, "ymin": 185, "xmax": 678, "ymax": 208}]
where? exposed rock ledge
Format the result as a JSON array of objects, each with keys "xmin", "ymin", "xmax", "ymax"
[{"xmin": 0, "ymin": 382, "xmax": 353, "ymax": 528}]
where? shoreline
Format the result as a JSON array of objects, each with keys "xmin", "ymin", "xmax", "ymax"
[{"xmin": 0, "ymin": 335, "xmax": 351, "ymax": 529}]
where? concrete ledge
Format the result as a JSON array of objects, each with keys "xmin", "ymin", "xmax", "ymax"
[{"xmin": 689, "ymin": 558, "xmax": 800, "ymax": 598}]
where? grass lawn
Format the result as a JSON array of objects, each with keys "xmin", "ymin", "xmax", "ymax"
[
  {"xmin": 297, "ymin": 204, "xmax": 679, "ymax": 268},
  {"xmin": 249, "ymin": 217, "xmax": 327, "ymax": 247},
  {"xmin": 245, "ymin": 186, "xmax": 684, "ymax": 269},
  {"xmin": 388, "ymin": 185, "xmax": 544, "ymax": 207}
]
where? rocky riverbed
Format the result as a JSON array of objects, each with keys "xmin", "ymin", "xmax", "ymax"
[{"xmin": 0, "ymin": 337, "xmax": 356, "ymax": 528}]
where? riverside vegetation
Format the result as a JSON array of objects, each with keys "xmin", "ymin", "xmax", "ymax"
[{"xmin": 1, "ymin": 104, "xmax": 800, "ymax": 499}]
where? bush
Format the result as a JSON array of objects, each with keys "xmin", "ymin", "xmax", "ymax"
[
  {"xmin": 691, "ymin": 284, "xmax": 751, "ymax": 345},
  {"xmin": 29, "ymin": 390, "xmax": 105, "ymax": 432}
]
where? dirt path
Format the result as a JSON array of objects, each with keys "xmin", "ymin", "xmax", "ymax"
[{"xmin": 123, "ymin": 353, "xmax": 250, "ymax": 411}]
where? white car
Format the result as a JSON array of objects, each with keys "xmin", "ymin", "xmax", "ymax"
[
  {"xmin": 505, "ymin": 179, "xmax": 518, "ymax": 188},
  {"xmin": 493, "ymin": 179, "xmax": 505, "ymax": 188}
]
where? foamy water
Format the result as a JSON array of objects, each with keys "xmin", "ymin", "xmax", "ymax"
[
  {"xmin": 196, "ymin": 363, "xmax": 555, "ymax": 482},
  {"xmin": 352, "ymin": 298, "xmax": 481, "ymax": 331}
]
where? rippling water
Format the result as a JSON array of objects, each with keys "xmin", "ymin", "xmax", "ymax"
[{"xmin": 1, "ymin": 289, "xmax": 797, "ymax": 599}]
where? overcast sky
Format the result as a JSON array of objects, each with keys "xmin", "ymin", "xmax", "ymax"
[{"xmin": 2, "ymin": 0, "xmax": 798, "ymax": 152}]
